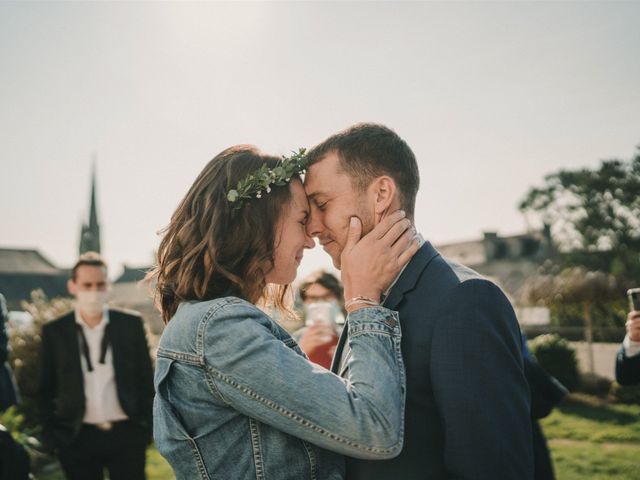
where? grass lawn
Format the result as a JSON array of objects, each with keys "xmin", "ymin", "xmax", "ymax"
[
  {"xmin": 34, "ymin": 395, "xmax": 640, "ymax": 479},
  {"xmin": 35, "ymin": 446, "xmax": 173, "ymax": 480},
  {"xmin": 541, "ymin": 394, "xmax": 640, "ymax": 480}
]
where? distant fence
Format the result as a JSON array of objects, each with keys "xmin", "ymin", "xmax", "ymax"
[{"xmin": 568, "ymin": 342, "xmax": 620, "ymax": 380}]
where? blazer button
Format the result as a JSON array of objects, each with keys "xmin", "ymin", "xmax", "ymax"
[{"xmin": 384, "ymin": 317, "xmax": 397, "ymax": 327}]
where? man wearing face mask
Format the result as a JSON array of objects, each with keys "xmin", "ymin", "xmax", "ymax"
[{"xmin": 35, "ymin": 252, "xmax": 154, "ymax": 480}]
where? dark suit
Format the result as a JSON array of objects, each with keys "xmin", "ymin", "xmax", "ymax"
[
  {"xmin": 524, "ymin": 355, "xmax": 568, "ymax": 480},
  {"xmin": 615, "ymin": 348, "xmax": 640, "ymax": 386},
  {"xmin": 0, "ymin": 293, "xmax": 19, "ymax": 412},
  {"xmin": 332, "ymin": 243, "xmax": 533, "ymax": 479},
  {"xmin": 36, "ymin": 308, "xmax": 154, "ymax": 475}
]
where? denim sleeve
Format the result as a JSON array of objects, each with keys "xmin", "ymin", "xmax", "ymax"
[
  {"xmin": 431, "ymin": 280, "xmax": 533, "ymax": 479},
  {"xmin": 202, "ymin": 301, "xmax": 405, "ymax": 460}
]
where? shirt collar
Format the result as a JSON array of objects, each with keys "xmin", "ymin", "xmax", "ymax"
[
  {"xmin": 382, "ymin": 233, "xmax": 425, "ymax": 301},
  {"xmin": 74, "ymin": 307, "xmax": 109, "ymax": 331}
]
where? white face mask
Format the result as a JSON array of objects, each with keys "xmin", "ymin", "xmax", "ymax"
[
  {"xmin": 76, "ymin": 291, "xmax": 108, "ymax": 317},
  {"xmin": 304, "ymin": 300, "xmax": 340, "ymax": 327}
]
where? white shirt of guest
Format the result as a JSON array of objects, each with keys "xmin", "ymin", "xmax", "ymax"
[
  {"xmin": 75, "ymin": 308, "xmax": 128, "ymax": 424},
  {"xmin": 623, "ymin": 335, "xmax": 640, "ymax": 358}
]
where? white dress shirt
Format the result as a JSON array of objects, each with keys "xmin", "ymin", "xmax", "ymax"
[{"xmin": 75, "ymin": 308, "xmax": 128, "ymax": 424}]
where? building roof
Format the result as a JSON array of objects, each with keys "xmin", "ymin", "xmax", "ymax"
[
  {"xmin": 0, "ymin": 273, "xmax": 69, "ymax": 310},
  {"xmin": 0, "ymin": 247, "xmax": 69, "ymax": 310},
  {"xmin": 0, "ymin": 248, "xmax": 63, "ymax": 274},
  {"xmin": 436, "ymin": 240, "xmax": 486, "ymax": 267},
  {"xmin": 115, "ymin": 265, "xmax": 152, "ymax": 284}
]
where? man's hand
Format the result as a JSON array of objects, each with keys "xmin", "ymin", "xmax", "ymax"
[
  {"xmin": 626, "ymin": 311, "xmax": 640, "ymax": 342},
  {"xmin": 341, "ymin": 210, "xmax": 419, "ymax": 306}
]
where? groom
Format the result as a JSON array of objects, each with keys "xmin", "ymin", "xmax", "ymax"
[{"xmin": 304, "ymin": 123, "xmax": 533, "ymax": 479}]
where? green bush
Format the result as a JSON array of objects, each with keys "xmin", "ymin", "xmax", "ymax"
[
  {"xmin": 610, "ymin": 381, "xmax": 640, "ymax": 404},
  {"xmin": 9, "ymin": 290, "xmax": 73, "ymax": 427},
  {"xmin": 0, "ymin": 406, "xmax": 40, "ymax": 451},
  {"xmin": 529, "ymin": 333, "xmax": 580, "ymax": 391},
  {"xmin": 578, "ymin": 372, "xmax": 612, "ymax": 397}
]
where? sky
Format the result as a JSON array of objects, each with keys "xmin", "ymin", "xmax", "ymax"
[{"xmin": 2, "ymin": 1, "xmax": 640, "ymax": 281}]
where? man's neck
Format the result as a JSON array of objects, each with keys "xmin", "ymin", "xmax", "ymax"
[{"xmin": 79, "ymin": 310, "xmax": 104, "ymax": 328}]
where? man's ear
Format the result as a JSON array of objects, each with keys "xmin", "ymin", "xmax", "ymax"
[
  {"xmin": 369, "ymin": 176, "xmax": 397, "ymax": 216},
  {"xmin": 67, "ymin": 278, "xmax": 77, "ymax": 296}
]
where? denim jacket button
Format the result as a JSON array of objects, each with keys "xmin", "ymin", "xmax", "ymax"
[{"xmin": 384, "ymin": 316, "xmax": 397, "ymax": 328}]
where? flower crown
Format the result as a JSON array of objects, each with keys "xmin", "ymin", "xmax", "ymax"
[{"xmin": 227, "ymin": 148, "xmax": 308, "ymax": 210}]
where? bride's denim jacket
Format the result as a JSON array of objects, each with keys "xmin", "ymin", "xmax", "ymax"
[{"xmin": 153, "ymin": 297, "xmax": 405, "ymax": 480}]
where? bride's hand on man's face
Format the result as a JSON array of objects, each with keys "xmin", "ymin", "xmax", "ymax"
[{"xmin": 340, "ymin": 210, "xmax": 420, "ymax": 305}]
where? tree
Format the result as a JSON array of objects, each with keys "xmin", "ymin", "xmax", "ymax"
[
  {"xmin": 519, "ymin": 146, "xmax": 640, "ymax": 281},
  {"xmin": 522, "ymin": 268, "xmax": 622, "ymax": 372}
]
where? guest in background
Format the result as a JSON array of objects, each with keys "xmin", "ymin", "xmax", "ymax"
[
  {"xmin": 35, "ymin": 253, "xmax": 154, "ymax": 480},
  {"xmin": 0, "ymin": 293, "xmax": 19, "ymax": 413},
  {"xmin": 616, "ymin": 309, "xmax": 640, "ymax": 385},
  {"xmin": 0, "ymin": 293, "xmax": 29, "ymax": 478},
  {"xmin": 295, "ymin": 271, "xmax": 344, "ymax": 369}
]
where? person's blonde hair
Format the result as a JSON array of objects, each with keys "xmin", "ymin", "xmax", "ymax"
[{"xmin": 149, "ymin": 145, "xmax": 299, "ymax": 323}]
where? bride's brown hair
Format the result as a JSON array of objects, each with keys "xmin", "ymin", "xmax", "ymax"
[{"xmin": 150, "ymin": 145, "xmax": 298, "ymax": 323}]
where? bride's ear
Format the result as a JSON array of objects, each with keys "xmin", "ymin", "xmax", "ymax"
[{"xmin": 369, "ymin": 176, "xmax": 397, "ymax": 216}]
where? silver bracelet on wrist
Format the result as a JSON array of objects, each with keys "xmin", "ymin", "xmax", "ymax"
[{"xmin": 345, "ymin": 295, "xmax": 381, "ymax": 310}]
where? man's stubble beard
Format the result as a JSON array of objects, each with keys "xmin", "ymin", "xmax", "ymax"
[{"xmin": 334, "ymin": 202, "xmax": 375, "ymax": 270}]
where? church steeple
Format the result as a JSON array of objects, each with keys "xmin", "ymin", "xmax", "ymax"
[{"xmin": 79, "ymin": 157, "xmax": 101, "ymax": 254}]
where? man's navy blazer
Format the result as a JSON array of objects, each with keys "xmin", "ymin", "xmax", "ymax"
[
  {"xmin": 36, "ymin": 308, "xmax": 155, "ymax": 451},
  {"xmin": 332, "ymin": 242, "xmax": 534, "ymax": 479}
]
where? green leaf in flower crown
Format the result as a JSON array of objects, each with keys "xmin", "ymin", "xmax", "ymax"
[{"xmin": 226, "ymin": 147, "xmax": 308, "ymax": 210}]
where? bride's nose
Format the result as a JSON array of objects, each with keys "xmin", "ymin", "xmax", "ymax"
[{"xmin": 303, "ymin": 232, "xmax": 315, "ymax": 250}]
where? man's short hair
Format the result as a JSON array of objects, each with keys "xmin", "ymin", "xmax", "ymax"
[
  {"xmin": 71, "ymin": 252, "xmax": 107, "ymax": 280},
  {"xmin": 306, "ymin": 123, "xmax": 420, "ymax": 217}
]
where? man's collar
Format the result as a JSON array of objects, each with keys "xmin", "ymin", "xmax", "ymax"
[
  {"xmin": 74, "ymin": 307, "xmax": 109, "ymax": 330},
  {"xmin": 382, "ymin": 233, "xmax": 426, "ymax": 300},
  {"xmin": 383, "ymin": 240, "xmax": 439, "ymax": 310}
]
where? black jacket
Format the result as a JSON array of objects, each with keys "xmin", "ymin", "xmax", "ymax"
[
  {"xmin": 36, "ymin": 308, "xmax": 154, "ymax": 451},
  {"xmin": 616, "ymin": 347, "xmax": 640, "ymax": 386}
]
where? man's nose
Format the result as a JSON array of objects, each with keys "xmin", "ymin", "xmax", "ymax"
[{"xmin": 306, "ymin": 210, "xmax": 322, "ymax": 238}]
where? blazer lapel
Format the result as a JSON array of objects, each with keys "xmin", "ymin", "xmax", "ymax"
[
  {"xmin": 331, "ymin": 243, "xmax": 439, "ymax": 374},
  {"xmin": 63, "ymin": 315, "xmax": 85, "ymax": 387},
  {"xmin": 384, "ymin": 242, "xmax": 439, "ymax": 311}
]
